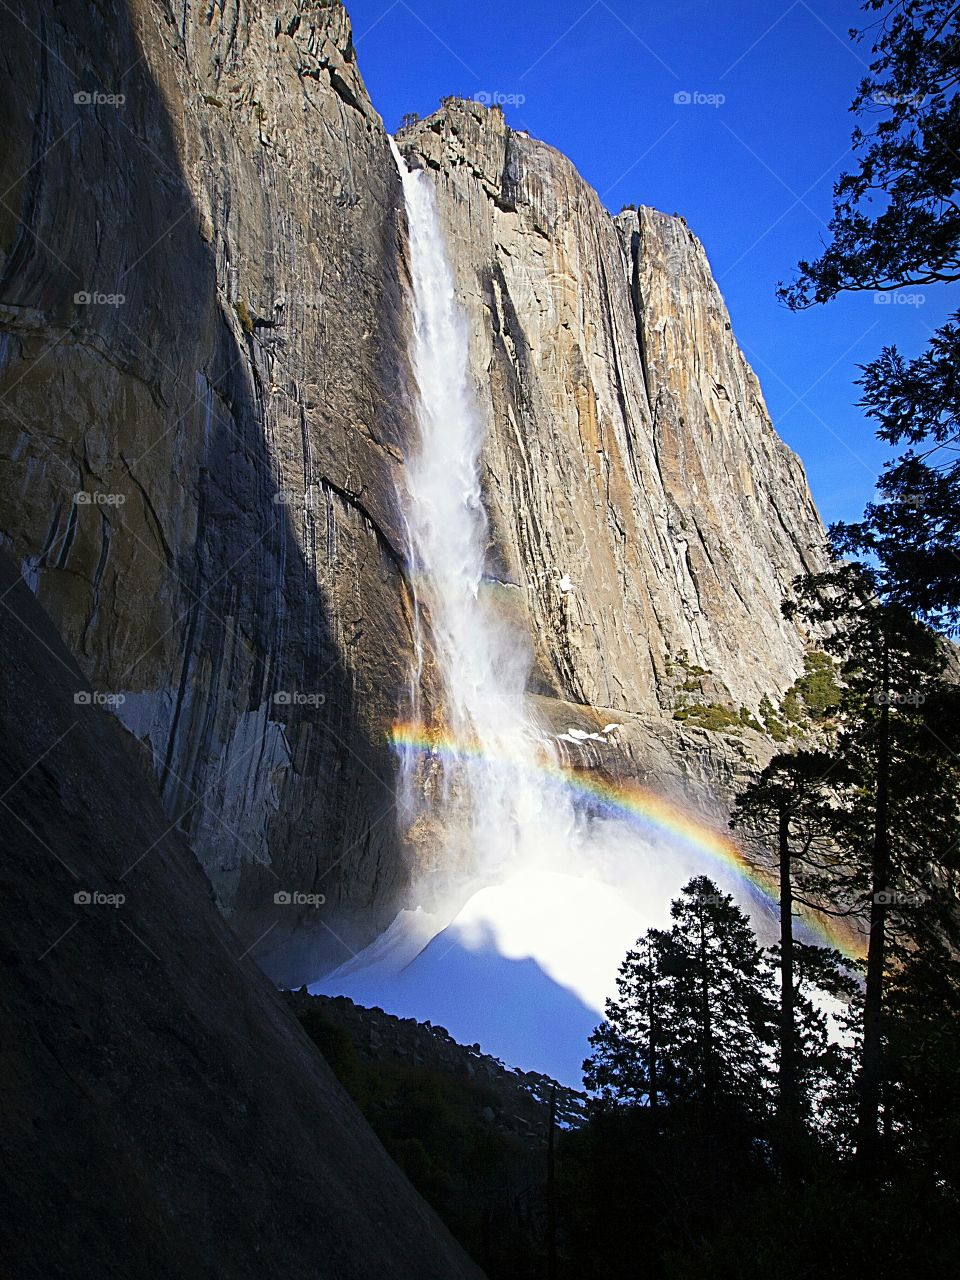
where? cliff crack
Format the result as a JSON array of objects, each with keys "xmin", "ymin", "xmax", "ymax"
[
  {"xmin": 627, "ymin": 226, "xmax": 654, "ymax": 418},
  {"xmin": 319, "ymin": 475, "xmax": 407, "ymax": 578}
]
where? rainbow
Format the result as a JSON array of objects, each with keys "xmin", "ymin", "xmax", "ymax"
[{"xmin": 390, "ymin": 720, "xmax": 864, "ymax": 958}]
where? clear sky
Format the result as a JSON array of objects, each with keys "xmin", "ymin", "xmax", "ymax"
[{"xmin": 345, "ymin": 0, "xmax": 956, "ymax": 528}]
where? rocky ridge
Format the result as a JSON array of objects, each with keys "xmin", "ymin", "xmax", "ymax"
[{"xmin": 288, "ymin": 990, "xmax": 588, "ymax": 1134}]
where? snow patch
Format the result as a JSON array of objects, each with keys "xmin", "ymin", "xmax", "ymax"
[{"xmin": 557, "ymin": 726, "xmax": 611, "ymax": 745}]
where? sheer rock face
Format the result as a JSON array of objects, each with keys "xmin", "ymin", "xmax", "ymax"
[
  {"xmin": 0, "ymin": 4, "xmax": 823, "ymax": 974},
  {"xmin": 0, "ymin": 0, "xmax": 418, "ymax": 970},
  {"xmin": 398, "ymin": 102, "xmax": 824, "ymax": 723}
]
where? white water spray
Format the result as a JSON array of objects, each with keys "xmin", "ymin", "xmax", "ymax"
[{"xmin": 390, "ymin": 138, "xmax": 575, "ymax": 878}]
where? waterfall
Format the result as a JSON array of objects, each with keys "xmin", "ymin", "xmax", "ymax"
[
  {"xmin": 313, "ymin": 146, "xmax": 728, "ymax": 1085},
  {"xmin": 390, "ymin": 138, "xmax": 574, "ymax": 881}
]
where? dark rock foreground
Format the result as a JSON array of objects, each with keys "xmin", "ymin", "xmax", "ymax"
[{"xmin": 0, "ymin": 553, "xmax": 481, "ymax": 1280}]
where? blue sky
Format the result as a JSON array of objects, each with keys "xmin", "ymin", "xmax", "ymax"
[{"xmin": 346, "ymin": 0, "xmax": 956, "ymax": 528}]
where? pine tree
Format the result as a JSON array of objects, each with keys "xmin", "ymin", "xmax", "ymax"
[
  {"xmin": 731, "ymin": 750, "xmax": 850, "ymax": 1151},
  {"xmin": 788, "ymin": 941, "xmax": 860, "ymax": 1128},
  {"xmin": 584, "ymin": 877, "xmax": 777, "ymax": 1121},
  {"xmin": 779, "ymin": 0, "xmax": 960, "ymax": 631},
  {"xmin": 784, "ymin": 562, "xmax": 960, "ymax": 1176},
  {"xmin": 882, "ymin": 936, "xmax": 960, "ymax": 1192}
]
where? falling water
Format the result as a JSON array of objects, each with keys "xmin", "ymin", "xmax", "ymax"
[
  {"xmin": 314, "ymin": 146, "xmax": 743, "ymax": 1084},
  {"xmin": 390, "ymin": 138, "xmax": 574, "ymax": 879}
]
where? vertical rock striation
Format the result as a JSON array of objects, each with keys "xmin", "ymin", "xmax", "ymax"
[{"xmin": 0, "ymin": 0, "xmax": 420, "ymax": 971}]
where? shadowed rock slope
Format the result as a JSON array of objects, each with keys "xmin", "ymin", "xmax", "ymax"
[{"xmin": 0, "ymin": 554, "xmax": 483, "ymax": 1280}]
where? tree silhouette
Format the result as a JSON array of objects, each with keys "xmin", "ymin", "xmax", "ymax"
[
  {"xmin": 731, "ymin": 749, "xmax": 850, "ymax": 1159},
  {"xmin": 784, "ymin": 562, "xmax": 960, "ymax": 1175},
  {"xmin": 779, "ymin": 0, "xmax": 960, "ymax": 631},
  {"xmin": 584, "ymin": 877, "xmax": 776, "ymax": 1120}
]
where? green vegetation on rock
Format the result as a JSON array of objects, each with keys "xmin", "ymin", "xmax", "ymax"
[
  {"xmin": 794, "ymin": 650, "xmax": 841, "ymax": 717},
  {"xmin": 673, "ymin": 702, "xmax": 742, "ymax": 733},
  {"xmin": 234, "ymin": 298, "xmax": 254, "ymax": 334}
]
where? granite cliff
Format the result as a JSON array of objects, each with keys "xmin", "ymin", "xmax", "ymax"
[
  {"xmin": 1, "ymin": 0, "xmax": 416, "ymax": 972},
  {"xmin": 398, "ymin": 104, "xmax": 822, "ymax": 718},
  {"xmin": 0, "ymin": 0, "xmax": 825, "ymax": 978}
]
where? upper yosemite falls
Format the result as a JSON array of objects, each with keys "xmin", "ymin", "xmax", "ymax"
[
  {"xmin": 12, "ymin": 0, "xmax": 950, "ymax": 1275},
  {"xmin": 313, "ymin": 129, "xmax": 822, "ymax": 1084}
]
